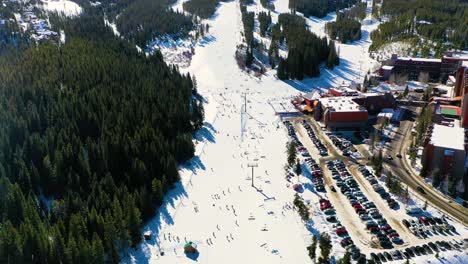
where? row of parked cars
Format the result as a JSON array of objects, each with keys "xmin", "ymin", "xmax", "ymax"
[
  {"xmin": 358, "ymin": 165, "xmax": 399, "ymax": 209},
  {"xmin": 284, "ymin": 120, "xmax": 326, "ymax": 192},
  {"xmin": 305, "ymin": 157, "xmax": 325, "ymax": 192},
  {"xmin": 284, "ymin": 121, "xmax": 302, "ymax": 149},
  {"xmin": 326, "ymin": 133, "xmax": 356, "ymax": 156},
  {"xmin": 402, "ymin": 216, "xmax": 457, "ymax": 238},
  {"xmin": 328, "ymin": 160, "xmax": 403, "ymax": 248},
  {"xmin": 317, "ymin": 196, "xmax": 365, "ymax": 261},
  {"xmin": 300, "ymin": 120, "xmax": 328, "ymax": 156},
  {"xmin": 370, "ymin": 239, "xmax": 466, "ymax": 262}
]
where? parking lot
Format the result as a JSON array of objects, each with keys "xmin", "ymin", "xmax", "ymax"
[{"xmin": 283, "ymin": 116, "xmax": 468, "ymax": 262}]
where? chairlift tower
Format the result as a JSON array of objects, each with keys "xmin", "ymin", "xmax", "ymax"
[{"xmin": 248, "ymin": 163, "xmax": 258, "ymax": 187}]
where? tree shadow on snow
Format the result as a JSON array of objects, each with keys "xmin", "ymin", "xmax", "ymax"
[
  {"xmin": 183, "ymin": 155, "xmax": 206, "ymax": 172},
  {"xmin": 281, "ymin": 59, "xmax": 360, "ymax": 93},
  {"xmin": 193, "ymin": 121, "xmax": 217, "ymax": 143},
  {"xmin": 198, "ymin": 35, "xmax": 217, "ymax": 47},
  {"xmin": 123, "ymin": 180, "xmax": 191, "ymax": 263}
]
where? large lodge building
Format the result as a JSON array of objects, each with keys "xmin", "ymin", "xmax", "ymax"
[{"xmin": 380, "ymin": 53, "xmax": 468, "ymax": 82}]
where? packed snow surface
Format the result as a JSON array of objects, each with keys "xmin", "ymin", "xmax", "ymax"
[
  {"xmin": 123, "ymin": 0, "xmax": 467, "ymax": 263},
  {"xmin": 41, "ymin": 0, "xmax": 82, "ymax": 16}
]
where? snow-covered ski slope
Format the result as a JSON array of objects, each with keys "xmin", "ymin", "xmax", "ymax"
[{"xmin": 122, "ymin": 1, "xmax": 466, "ymax": 263}]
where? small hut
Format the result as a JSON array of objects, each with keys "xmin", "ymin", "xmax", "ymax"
[
  {"xmin": 184, "ymin": 242, "xmax": 197, "ymax": 254},
  {"xmin": 143, "ymin": 231, "xmax": 152, "ymax": 241}
]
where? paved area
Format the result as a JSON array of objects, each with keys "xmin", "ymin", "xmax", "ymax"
[{"xmin": 290, "ymin": 116, "xmax": 467, "ymax": 256}]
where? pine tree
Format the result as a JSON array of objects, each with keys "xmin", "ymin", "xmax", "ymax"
[
  {"xmin": 128, "ymin": 207, "xmax": 142, "ymax": 247},
  {"xmin": 90, "ymin": 233, "xmax": 105, "ymax": 264},
  {"xmin": 307, "ymin": 235, "xmax": 317, "ymax": 261},
  {"xmin": 277, "ymin": 58, "xmax": 288, "ymax": 80},
  {"xmin": 340, "ymin": 251, "xmax": 351, "ymax": 264},
  {"xmin": 319, "ymin": 232, "xmax": 332, "ymax": 262},
  {"xmin": 403, "ymin": 84, "xmax": 409, "ymax": 97},
  {"xmin": 152, "ymin": 178, "xmax": 164, "ymax": 206},
  {"xmin": 245, "ymin": 47, "xmax": 253, "ymax": 67},
  {"xmin": 191, "ymin": 99, "xmax": 205, "ymax": 131},
  {"xmin": 295, "ymin": 158, "xmax": 302, "ymax": 176},
  {"xmin": 327, "ymin": 41, "xmax": 338, "ymax": 69},
  {"xmin": 286, "ymin": 142, "xmax": 297, "ymax": 166},
  {"xmin": 386, "ymin": 171, "xmax": 393, "ymax": 189}
]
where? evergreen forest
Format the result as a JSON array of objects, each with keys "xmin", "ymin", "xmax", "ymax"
[
  {"xmin": 370, "ymin": 0, "xmax": 467, "ymax": 53},
  {"xmin": 0, "ymin": 14, "xmax": 203, "ymax": 263},
  {"xmin": 288, "ymin": 0, "xmax": 358, "ymax": 19}
]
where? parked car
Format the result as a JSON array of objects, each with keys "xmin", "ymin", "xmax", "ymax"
[
  {"xmin": 417, "ymin": 186, "xmax": 426, "ymax": 194},
  {"xmin": 336, "ymin": 227, "xmax": 348, "ymax": 235}
]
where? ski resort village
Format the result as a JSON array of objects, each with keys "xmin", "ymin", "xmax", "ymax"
[
  {"xmin": 119, "ymin": 0, "xmax": 468, "ymax": 263},
  {"xmin": 0, "ymin": 0, "xmax": 467, "ymax": 263}
]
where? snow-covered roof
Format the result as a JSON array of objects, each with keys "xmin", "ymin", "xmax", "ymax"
[
  {"xmin": 319, "ymin": 97, "xmax": 365, "ymax": 112},
  {"xmin": 429, "ymin": 124, "xmax": 465, "ymax": 151},
  {"xmin": 397, "ymin": 57, "xmax": 441, "ymax": 63},
  {"xmin": 302, "ymin": 91, "xmax": 321, "ymax": 101}
]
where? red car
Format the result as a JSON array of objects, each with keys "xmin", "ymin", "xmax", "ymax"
[
  {"xmin": 355, "ymin": 208, "xmax": 365, "ymax": 213},
  {"xmin": 336, "ymin": 228, "xmax": 348, "ymax": 235},
  {"xmin": 320, "ymin": 199, "xmax": 331, "ymax": 210},
  {"xmin": 419, "ymin": 217, "xmax": 429, "ymax": 225},
  {"xmin": 353, "ymin": 204, "xmax": 362, "ymax": 209},
  {"xmin": 381, "ymin": 225, "xmax": 392, "ymax": 231},
  {"xmin": 369, "ymin": 226, "xmax": 380, "ymax": 233}
]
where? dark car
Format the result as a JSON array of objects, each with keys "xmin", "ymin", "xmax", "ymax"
[
  {"xmin": 423, "ymin": 244, "xmax": 433, "ymax": 254},
  {"xmin": 402, "ymin": 219, "xmax": 410, "ymax": 228},
  {"xmin": 377, "ymin": 252, "xmax": 386, "ymax": 262},
  {"xmin": 417, "ymin": 186, "xmax": 426, "ymax": 194},
  {"xmin": 405, "ymin": 247, "xmax": 415, "ymax": 257},
  {"xmin": 412, "ymin": 246, "xmax": 421, "ymax": 256},
  {"xmin": 383, "ymin": 251, "xmax": 393, "ymax": 261},
  {"xmin": 417, "ymin": 245, "xmax": 426, "ymax": 255},
  {"xmin": 428, "ymin": 242, "xmax": 439, "ymax": 252}
]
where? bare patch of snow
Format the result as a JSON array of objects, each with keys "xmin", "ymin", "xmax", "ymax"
[{"xmin": 40, "ymin": 0, "xmax": 82, "ymax": 16}]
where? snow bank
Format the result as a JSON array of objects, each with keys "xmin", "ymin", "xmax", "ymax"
[{"xmin": 41, "ymin": 0, "xmax": 82, "ymax": 16}]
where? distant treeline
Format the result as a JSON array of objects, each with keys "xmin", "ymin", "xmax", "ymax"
[
  {"xmin": 277, "ymin": 14, "xmax": 339, "ymax": 80},
  {"xmin": 116, "ymin": 0, "xmax": 193, "ymax": 47},
  {"xmin": 325, "ymin": 2, "xmax": 366, "ymax": 43},
  {"xmin": 289, "ymin": 0, "xmax": 358, "ymax": 18},
  {"xmin": 183, "ymin": 0, "xmax": 222, "ymax": 19},
  {"xmin": 71, "ymin": 0, "xmax": 194, "ymax": 48},
  {"xmin": 0, "ymin": 14, "xmax": 202, "ymax": 263},
  {"xmin": 370, "ymin": 0, "xmax": 467, "ymax": 52}
]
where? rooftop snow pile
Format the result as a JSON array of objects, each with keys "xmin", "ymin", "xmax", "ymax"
[
  {"xmin": 429, "ymin": 124, "xmax": 465, "ymax": 150},
  {"xmin": 41, "ymin": 0, "xmax": 82, "ymax": 16},
  {"xmin": 320, "ymin": 97, "xmax": 365, "ymax": 112}
]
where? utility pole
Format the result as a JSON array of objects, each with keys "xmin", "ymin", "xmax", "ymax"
[{"xmin": 248, "ymin": 163, "xmax": 258, "ymax": 187}]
